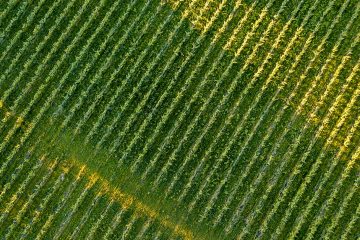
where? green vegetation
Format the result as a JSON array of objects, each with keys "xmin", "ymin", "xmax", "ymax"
[{"xmin": 0, "ymin": 0, "xmax": 359, "ymax": 239}]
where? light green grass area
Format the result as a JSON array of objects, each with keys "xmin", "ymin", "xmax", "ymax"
[{"xmin": 0, "ymin": 0, "xmax": 359, "ymax": 239}]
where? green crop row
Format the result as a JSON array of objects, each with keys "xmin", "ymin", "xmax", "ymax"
[{"xmin": 0, "ymin": 0, "xmax": 359, "ymax": 239}]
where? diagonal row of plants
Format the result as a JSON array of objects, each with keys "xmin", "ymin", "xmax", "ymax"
[
  {"xmin": 0, "ymin": 0, "xmax": 194, "ymax": 239},
  {"xmin": 0, "ymin": 127, "xmax": 188, "ymax": 239},
  {"xmin": 0, "ymin": 0, "xmax": 359, "ymax": 239}
]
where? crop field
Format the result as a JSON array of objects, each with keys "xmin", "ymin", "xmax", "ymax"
[{"xmin": 0, "ymin": 0, "xmax": 359, "ymax": 239}]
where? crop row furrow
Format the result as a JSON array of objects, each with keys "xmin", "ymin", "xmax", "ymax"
[
  {"xmin": 120, "ymin": 213, "xmax": 138, "ymax": 240},
  {"xmin": 68, "ymin": 190, "xmax": 103, "ymax": 240},
  {"xmin": 189, "ymin": 0, "xmax": 321, "ymax": 222},
  {"xmin": 127, "ymin": 0, "xmax": 249, "ymax": 177},
  {"xmin": 102, "ymin": 208, "xmax": 127, "ymax": 240},
  {"xmin": 84, "ymin": 0, "xmax": 168, "ymax": 145},
  {"xmin": 66, "ymin": 0, "xmax": 141, "ymax": 137},
  {"xmin": 274, "ymin": 41, "xmax": 360, "ymax": 239},
  {"xmin": 86, "ymin": 199, "xmax": 115, "ymax": 240},
  {"xmin": 210, "ymin": 2, "xmax": 335, "ymax": 225},
  {"xmin": 0, "ymin": 1, "xmax": 29, "ymax": 58},
  {"xmin": 3, "ymin": 158, "xmax": 59, "ymax": 239},
  {"xmin": 0, "ymin": 1, "xmax": 77, "ymax": 138},
  {"xmin": 135, "ymin": 218, "xmax": 152, "ymax": 239},
  {"xmin": 180, "ymin": 0, "xmax": 304, "ymax": 213},
  {"xmin": 138, "ymin": 0, "xmax": 263, "ymax": 183},
  {"xmin": 0, "ymin": 0, "xmax": 20, "ymax": 26},
  {"xmin": 207, "ymin": 2, "xmax": 321, "ymax": 223},
  {"xmin": 33, "ymin": 166, "xmax": 85, "ymax": 240},
  {"xmin": 0, "ymin": 0, "xmax": 88, "ymax": 153},
  {"xmin": 0, "ymin": 0, "xmax": 62, "ymax": 103},
  {"xmin": 227, "ymin": 1, "xmax": 352, "ymax": 234},
  {"xmin": 0, "ymin": 156, "xmax": 44, "ymax": 226},
  {"xmin": 0, "ymin": 141, "xmax": 40, "ymax": 198},
  {"xmin": 0, "ymin": 0, "xmax": 46, "ymax": 71},
  {"xmin": 323, "ymin": 147, "xmax": 360, "ymax": 239},
  {"xmin": 0, "ymin": 0, "xmax": 80, "ymax": 121},
  {"xmin": 137, "ymin": 1, "xmax": 257, "ymax": 182},
  {"xmin": 108, "ymin": 0, "xmax": 228, "ymax": 166},
  {"xmin": 339, "ymin": 193, "xmax": 360, "ymax": 240},
  {"xmin": 302, "ymin": 117, "xmax": 360, "ymax": 240},
  {"xmin": 262, "ymin": 20, "xmax": 357, "ymax": 240},
  {"xmin": 53, "ymin": 175, "xmax": 98, "ymax": 240},
  {"xmin": 0, "ymin": 0, "xmax": 114, "ymax": 188},
  {"xmin": 55, "ymin": 0, "xmax": 129, "ymax": 131},
  {"xmin": 303, "ymin": 98, "xmax": 360, "ymax": 239},
  {"xmin": 95, "ymin": 1, "xmax": 186, "ymax": 153},
  {"xmin": 160, "ymin": 0, "xmax": 282, "ymax": 198},
  {"xmin": 1, "ymin": 0, "xmax": 358, "ymax": 238},
  {"xmin": 118, "ymin": 0, "xmax": 247, "ymax": 176},
  {"xmin": 17, "ymin": 164, "xmax": 70, "ymax": 239},
  {"xmin": 250, "ymin": 2, "xmax": 358, "ymax": 237}
]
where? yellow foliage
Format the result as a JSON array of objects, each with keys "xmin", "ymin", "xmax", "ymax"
[
  {"xmin": 48, "ymin": 159, "xmax": 58, "ymax": 170},
  {"xmin": 86, "ymin": 173, "xmax": 99, "ymax": 189},
  {"xmin": 63, "ymin": 158, "xmax": 193, "ymax": 239},
  {"xmin": 75, "ymin": 165, "xmax": 86, "ymax": 180},
  {"xmin": 15, "ymin": 116, "xmax": 24, "ymax": 127},
  {"xmin": 166, "ymin": 0, "xmax": 222, "ymax": 33},
  {"xmin": 61, "ymin": 164, "xmax": 70, "ymax": 174},
  {"xmin": 3, "ymin": 111, "xmax": 12, "ymax": 120}
]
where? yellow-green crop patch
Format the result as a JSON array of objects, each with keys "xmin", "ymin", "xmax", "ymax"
[{"xmin": 0, "ymin": 0, "xmax": 359, "ymax": 239}]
